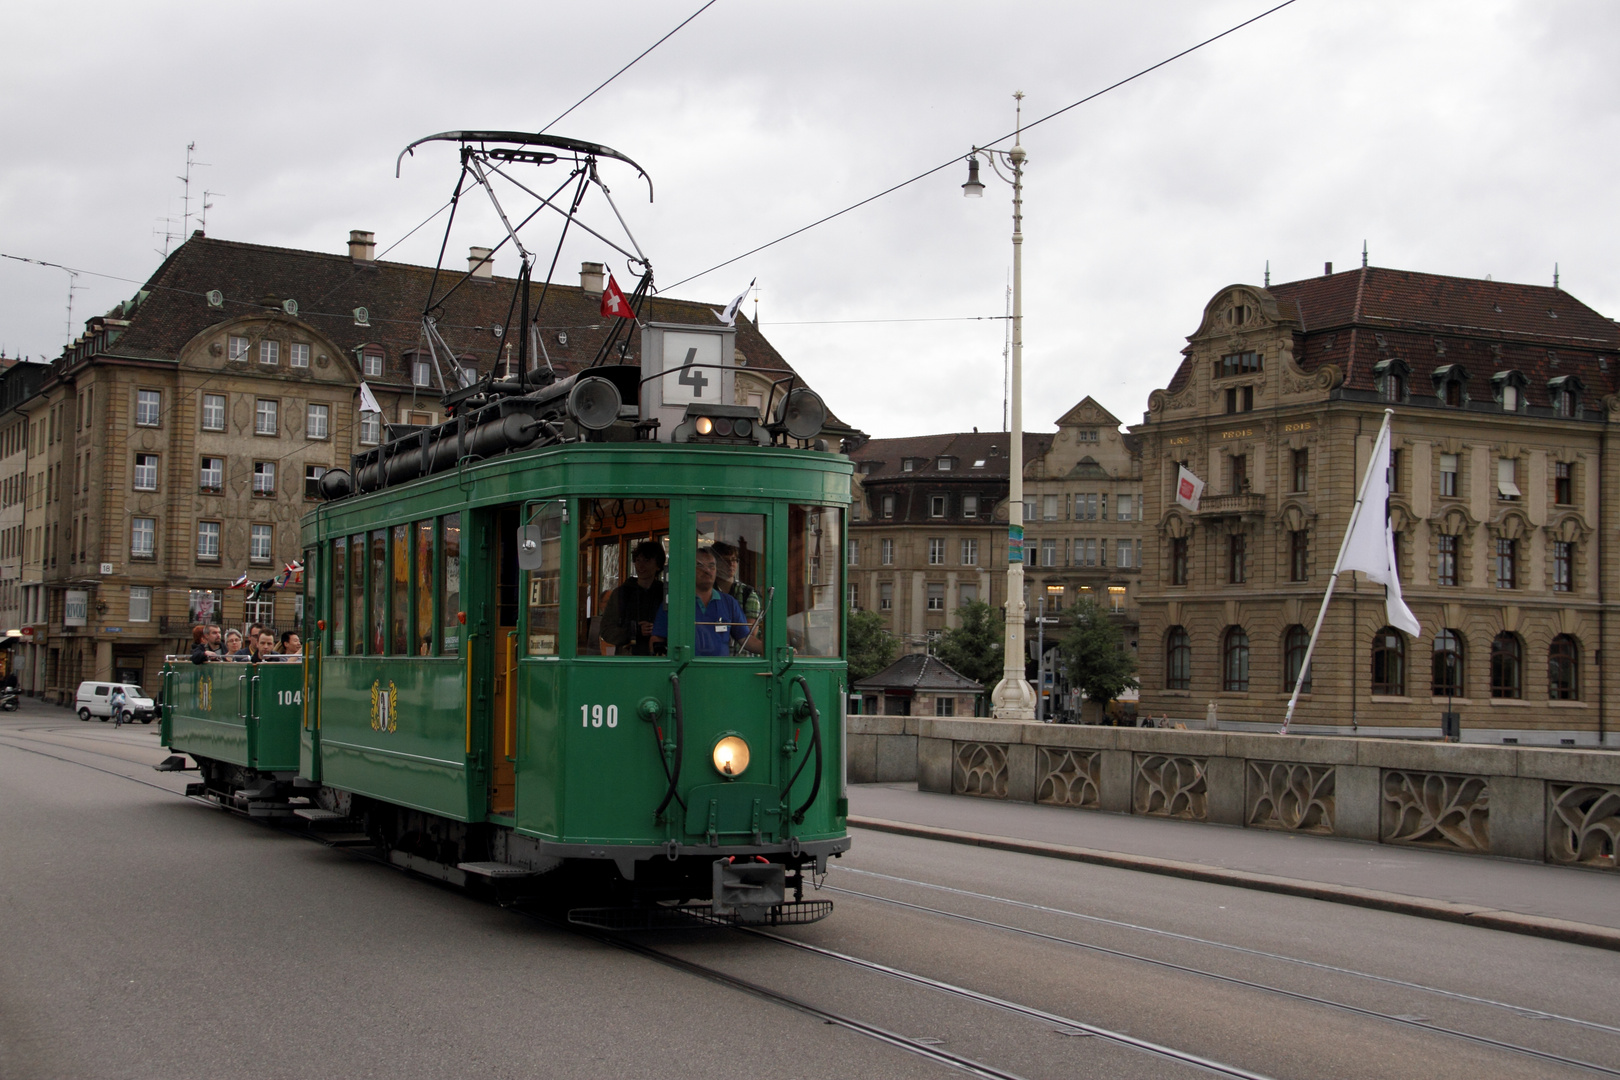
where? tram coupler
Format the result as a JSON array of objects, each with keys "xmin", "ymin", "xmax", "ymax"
[{"xmin": 711, "ymin": 857, "xmax": 784, "ymax": 925}]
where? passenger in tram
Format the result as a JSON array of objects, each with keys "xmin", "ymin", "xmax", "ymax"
[
  {"xmin": 223, "ymin": 630, "xmax": 250, "ymax": 662},
  {"xmin": 189, "ymin": 625, "xmax": 217, "ymax": 665},
  {"xmin": 650, "ymin": 546, "xmax": 762, "ymax": 657},
  {"xmin": 709, "ymin": 541, "xmax": 762, "ymax": 619},
  {"xmin": 278, "ymin": 630, "xmax": 302, "ymax": 658},
  {"xmin": 601, "ymin": 540, "xmax": 666, "ymax": 656},
  {"xmin": 251, "ymin": 631, "xmax": 277, "ymax": 663}
]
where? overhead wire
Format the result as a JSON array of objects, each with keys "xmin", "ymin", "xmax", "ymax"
[{"xmin": 663, "ymin": 0, "xmax": 1303, "ymax": 291}]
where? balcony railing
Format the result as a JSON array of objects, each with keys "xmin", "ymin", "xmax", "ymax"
[{"xmin": 1195, "ymin": 492, "xmax": 1266, "ymax": 518}]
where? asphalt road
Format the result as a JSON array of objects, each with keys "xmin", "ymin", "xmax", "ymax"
[{"xmin": 2, "ymin": 703, "xmax": 1615, "ymax": 1080}]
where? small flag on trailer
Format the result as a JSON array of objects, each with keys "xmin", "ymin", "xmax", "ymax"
[
  {"xmin": 1174, "ymin": 464, "xmax": 1205, "ymax": 512},
  {"xmin": 715, "ymin": 278, "xmax": 755, "ymax": 326},
  {"xmin": 600, "ymin": 274, "xmax": 633, "ymax": 319},
  {"xmin": 358, "ymin": 382, "xmax": 383, "ymax": 415}
]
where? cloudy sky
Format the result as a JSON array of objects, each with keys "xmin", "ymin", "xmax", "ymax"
[{"xmin": 3, "ymin": 1, "xmax": 1615, "ymax": 438}]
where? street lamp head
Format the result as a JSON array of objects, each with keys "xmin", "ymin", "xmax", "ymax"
[{"xmin": 961, "ymin": 155, "xmax": 985, "ymax": 198}]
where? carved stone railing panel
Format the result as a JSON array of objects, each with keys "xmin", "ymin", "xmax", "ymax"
[
  {"xmin": 1036, "ymin": 748, "xmax": 1100, "ymax": 809},
  {"xmin": 953, "ymin": 742, "xmax": 1008, "ymax": 799},
  {"xmin": 1247, "ymin": 761, "xmax": 1335, "ymax": 834},
  {"xmin": 1133, "ymin": 753, "xmax": 1208, "ymax": 820},
  {"xmin": 1547, "ymin": 784, "xmax": 1620, "ymax": 869},
  {"xmin": 1381, "ymin": 770, "xmax": 1489, "ymax": 852}
]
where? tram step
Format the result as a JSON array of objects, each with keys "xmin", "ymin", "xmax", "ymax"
[
  {"xmin": 184, "ymin": 782, "xmax": 206, "ymax": 797},
  {"xmin": 317, "ymin": 832, "xmax": 375, "ymax": 848},
  {"xmin": 293, "ymin": 808, "xmax": 359, "ymax": 830},
  {"xmin": 457, "ymin": 861, "xmax": 541, "ymax": 879}
]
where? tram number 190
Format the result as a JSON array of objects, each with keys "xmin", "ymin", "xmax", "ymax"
[{"xmin": 580, "ymin": 704, "xmax": 619, "ymax": 729}]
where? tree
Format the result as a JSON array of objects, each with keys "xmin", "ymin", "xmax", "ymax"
[
  {"xmin": 847, "ymin": 608, "xmax": 897, "ymax": 683},
  {"xmin": 933, "ymin": 600, "xmax": 1005, "ymax": 688},
  {"xmin": 1057, "ymin": 597, "xmax": 1139, "ymax": 707}
]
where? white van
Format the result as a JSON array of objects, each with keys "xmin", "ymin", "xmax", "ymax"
[{"xmin": 74, "ymin": 681, "xmax": 157, "ymax": 724}]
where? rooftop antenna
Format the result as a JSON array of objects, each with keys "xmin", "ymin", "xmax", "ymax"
[
  {"xmin": 200, "ymin": 190, "xmax": 222, "ymax": 233},
  {"xmin": 1361, "ymin": 240, "xmax": 1368, "ymax": 268},
  {"xmin": 752, "ymin": 282, "xmax": 760, "ymax": 330},
  {"xmin": 177, "ymin": 142, "xmax": 212, "ymax": 238},
  {"xmin": 1264, "ymin": 260, "xmax": 1270, "ymax": 287},
  {"xmin": 1554, "ymin": 263, "xmax": 1560, "ymax": 290},
  {"xmin": 62, "ymin": 268, "xmax": 83, "ymax": 346},
  {"xmin": 154, "ymin": 216, "xmax": 182, "ymax": 257}
]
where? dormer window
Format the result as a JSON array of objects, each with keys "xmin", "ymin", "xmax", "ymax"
[
  {"xmin": 902, "ymin": 459, "xmax": 916, "ymax": 472},
  {"xmin": 1548, "ymin": 375, "xmax": 1583, "ymax": 419},
  {"xmin": 1493, "ymin": 370, "xmax": 1527, "ymax": 413},
  {"xmin": 1373, "ymin": 358, "xmax": 1409, "ymax": 403},
  {"xmin": 937, "ymin": 457, "xmax": 953, "ymax": 471},
  {"xmin": 1432, "ymin": 364, "xmax": 1468, "ymax": 408},
  {"xmin": 1216, "ymin": 351, "xmax": 1262, "ymax": 378}
]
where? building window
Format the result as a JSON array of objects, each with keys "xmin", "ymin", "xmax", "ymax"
[
  {"xmin": 937, "ymin": 457, "xmax": 952, "ymax": 471},
  {"xmin": 961, "ymin": 538, "xmax": 978, "ymax": 565},
  {"xmin": 132, "ymin": 454, "xmax": 158, "ymax": 491},
  {"xmin": 255, "ymin": 399, "xmax": 278, "ymax": 435},
  {"xmin": 307, "ymin": 404, "xmax": 330, "ymax": 440},
  {"xmin": 1116, "ymin": 540, "xmax": 1134, "ymax": 568},
  {"xmin": 359, "ymin": 411, "xmax": 381, "ymax": 445},
  {"xmin": 1389, "ymin": 449, "xmax": 1403, "ymax": 493},
  {"xmin": 1548, "ymin": 634, "xmax": 1579, "ymax": 701},
  {"xmin": 197, "ymin": 521, "xmax": 220, "ymax": 560},
  {"xmin": 881, "ymin": 539, "xmax": 894, "ymax": 565},
  {"xmin": 901, "ymin": 459, "xmax": 915, "ymax": 472},
  {"xmin": 1439, "ymin": 453, "xmax": 1458, "ymax": 498},
  {"xmin": 201, "ymin": 393, "xmax": 226, "ymax": 431},
  {"xmin": 291, "ymin": 343, "xmax": 310, "ymax": 368},
  {"xmin": 1230, "ymin": 454, "xmax": 1248, "ymax": 494},
  {"xmin": 129, "ymin": 586, "xmax": 152, "ymax": 623},
  {"xmin": 1041, "ymin": 538, "xmax": 1057, "ymax": 567},
  {"xmin": 1217, "ymin": 351, "xmax": 1262, "ymax": 377},
  {"xmin": 1116, "ymin": 494, "xmax": 1133, "ymax": 522},
  {"xmin": 1501, "ymin": 384, "xmax": 1519, "ymax": 412},
  {"xmin": 1283, "ymin": 625, "xmax": 1312, "ymax": 693},
  {"xmin": 135, "ymin": 390, "xmax": 161, "ymax": 427},
  {"xmin": 1043, "ymin": 495, "xmax": 1059, "ymax": 521},
  {"xmin": 412, "ymin": 359, "xmax": 432, "ymax": 387},
  {"xmin": 1553, "ymin": 540, "xmax": 1573, "ymax": 592},
  {"xmin": 927, "ymin": 582, "xmax": 944, "ymax": 611},
  {"xmin": 260, "ymin": 340, "xmax": 280, "ymax": 366},
  {"xmin": 250, "ymin": 523, "xmax": 273, "ymax": 563},
  {"xmin": 1289, "ymin": 530, "xmax": 1308, "ymax": 582},
  {"xmin": 963, "ymin": 495, "xmax": 979, "ymax": 517},
  {"xmin": 1228, "ymin": 534, "xmax": 1246, "ymax": 584},
  {"xmin": 879, "ymin": 582, "xmax": 893, "ymax": 611},
  {"xmin": 882, "ymin": 495, "xmax": 895, "ymax": 518},
  {"xmin": 189, "ymin": 589, "xmax": 222, "ymax": 625},
  {"xmin": 1371, "ymin": 627, "xmax": 1405, "ymax": 696},
  {"xmin": 959, "ymin": 583, "xmax": 977, "ymax": 606},
  {"xmin": 1437, "ymin": 534, "xmax": 1458, "ymax": 586},
  {"xmin": 1555, "ymin": 462, "xmax": 1573, "ymax": 505},
  {"xmin": 362, "ymin": 352, "xmax": 384, "ymax": 378},
  {"xmin": 1165, "ymin": 627, "xmax": 1191, "ymax": 690},
  {"xmin": 847, "ymin": 539, "xmax": 858, "ymax": 566},
  {"xmin": 1432, "ymin": 630, "xmax": 1464, "ymax": 697},
  {"xmin": 130, "ymin": 518, "xmax": 155, "ymax": 559},
  {"xmin": 1222, "ymin": 626, "xmax": 1250, "ymax": 692},
  {"xmin": 1496, "ymin": 537, "xmax": 1516, "ymax": 589},
  {"xmin": 1382, "ymin": 371, "xmax": 1404, "ymax": 402},
  {"xmin": 245, "ymin": 598, "xmax": 274, "ymax": 628},
  {"xmin": 305, "ymin": 465, "xmax": 327, "ymax": 500},
  {"xmin": 199, "ymin": 457, "xmax": 223, "ymax": 494},
  {"xmin": 252, "ymin": 461, "xmax": 276, "ymax": 497},
  {"xmin": 1077, "ymin": 428, "xmax": 1099, "ymax": 443},
  {"xmin": 228, "ymin": 336, "xmax": 249, "ymax": 361},
  {"xmin": 1490, "ymin": 632, "xmax": 1522, "ymax": 699},
  {"xmin": 930, "ymin": 495, "xmax": 946, "ymax": 518},
  {"xmin": 1225, "ymin": 385, "xmax": 1255, "ymax": 414},
  {"xmin": 847, "ymin": 583, "xmax": 859, "ymax": 609},
  {"xmin": 928, "ymin": 538, "xmax": 945, "ymax": 565},
  {"xmin": 1170, "ymin": 537, "xmax": 1188, "ymax": 586},
  {"xmin": 1496, "ymin": 458, "xmax": 1519, "ymax": 500},
  {"xmin": 1024, "ymin": 497, "xmax": 1037, "ymax": 522},
  {"xmin": 1291, "ymin": 448, "xmax": 1308, "ymax": 493}
]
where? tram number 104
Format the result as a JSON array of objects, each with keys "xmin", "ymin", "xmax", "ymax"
[
  {"xmin": 580, "ymin": 704, "xmax": 619, "ymax": 729},
  {"xmin": 275, "ymin": 690, "xmax": 303, "ymax": 706}
]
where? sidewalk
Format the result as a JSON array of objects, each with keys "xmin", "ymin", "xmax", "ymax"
[{"xmin": 847, "ymin": 782, "xmax": 1620, "ymax": 940}]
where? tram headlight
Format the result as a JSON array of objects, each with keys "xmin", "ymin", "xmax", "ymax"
[
  {"xmin": 695, "ymin": 416, "xmax": 714, "ymax": 436},
  {"xmin": 712, "ymin": 734, "xmax": 750, "ymax": 777}
]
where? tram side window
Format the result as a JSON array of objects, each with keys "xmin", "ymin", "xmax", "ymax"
[
  {"xmin": 349, "ymin": 535, "xmax": 366, "ymax": 654},
  {"xmin": 370, "ymin": 529, "xmax": 387, "ymax": 654},
  {"xmin": 788, "ymin": 505, "xmax": 842, "ymax": 658},
  {"xmin": 304, "ymin": 548, "xmax": 316, "ymax": 639},
  {"xmin": 525, "ymin": 502, "xmax": 564, "ymax": 656},
  {"xmin": 577, "ymin": 497, "xmax": 669, "ymax": 657},
  {"xmin": 415, "ymin": 520, "xmax": 434, "ymax": 655},
  {"xmin": 661, "ymin": 512, "xmax": 766, "ymax": 658},
  {"xmin": 391, "ymin": 524, "xmax": 410, "ymax": 654},
  {"xmin": 441, "ymin": 513, "xmax": 461, "ymax": 655},
  {"xmin": 331, "ymin": 538, "xmax": 346, "ymax": 654}
]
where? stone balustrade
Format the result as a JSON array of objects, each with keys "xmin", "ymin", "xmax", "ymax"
[{"xmin": 847, "ymin": 715, "xmax": 1620, "ymax": 870}]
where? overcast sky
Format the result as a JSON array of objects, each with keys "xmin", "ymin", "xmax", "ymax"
[{"xmin": 3, "ymin": 1, "xmax": 1615, "ymax": 438}]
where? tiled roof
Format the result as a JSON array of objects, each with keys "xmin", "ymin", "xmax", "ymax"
[
  {"xmin": 853, "ymin": 652, "xmax": 984, "ymax": 693},
  {"xmin": 850, "ymin": 430, "xmax": 1050, "ymax": 481}
]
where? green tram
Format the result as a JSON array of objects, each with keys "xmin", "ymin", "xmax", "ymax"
[{"xmin": 163, "ymin": 371, "xmax": 852, "ymax": 925}]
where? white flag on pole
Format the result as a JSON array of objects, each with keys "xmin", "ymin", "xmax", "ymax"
[
  {"xmin": 715, "ymin": 278, "xmax": 755, "ymax": 326},
  {"xmin": 358, "ymin": 381, "xmax": 383, "ymax": 415},
  {"xmin": 1339, "ymin": 420, "xmax": 1421, "ymax": 636},
  {"xmin": 1174, "ymin": 464, "xmax": 1205, "ymax": 512}
]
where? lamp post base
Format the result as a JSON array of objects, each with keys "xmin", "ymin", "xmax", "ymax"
[{"xmin": 990, "ymin": 676, "xmax": 1037, "ymax": 721}]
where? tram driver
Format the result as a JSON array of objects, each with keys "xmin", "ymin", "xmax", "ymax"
[
  {"xmin": 650, "ymin": 546, "xmax": 762, "ymax": 657},
  {"xmin": 601, "ymin": 540, "xmax": 666, "ymax": 656}
]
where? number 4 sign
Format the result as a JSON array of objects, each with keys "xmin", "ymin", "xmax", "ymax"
[{"xmin": 661, "ymin": 331, "xmax": 722, "ymax": 405}]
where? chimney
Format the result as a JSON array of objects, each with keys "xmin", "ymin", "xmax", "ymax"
[
  {"xmin": 469, "ymin": 246, "xmax": 494, "ymax": 279},
  {"xmin": 349, "ymin": 230, "xmax": 376, "ymax": 261},
  {"xmin": 580, "ymin": 261, "xmax": 605, "ymax": 297},
  {"xmin": 1324, "ymin": 261, "xmax": 1333, "ymax": 276}
]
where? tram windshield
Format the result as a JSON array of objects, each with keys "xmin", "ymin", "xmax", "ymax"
[
  {"xmin": 578, "ymin": 498, "xmax": 670, "ymax": 657},
  {"xmin": 675, "ymin": 513, "xmax": 766, "ymax": 658},
  {"xmin": 788, "ymin": 505, "xmax": 842, "ymax": 658}
]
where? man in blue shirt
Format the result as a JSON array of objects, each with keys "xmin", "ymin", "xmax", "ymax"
[{"xmin": 651, "ymin": 546, "xmax": 762, "ymax": 657}]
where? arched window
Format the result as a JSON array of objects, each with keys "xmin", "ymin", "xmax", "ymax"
[
  {"xmin": 1432, "ymin": 630, "xmax": 1464, "ymax": 697},
  {"xmin": 1165, "ymin": 626, "xmax": 1190, "ymax": 690},
  {"xmin": 1548, "ymin": 634, "xmax": 1579, "ymax": 701},
  {"xmin": 1222, "ymin": 626, "xmax": 1249, "ymax": 692},
  {"xmin": 1371, "ymin": 627, "xmax": 1405, "ymax": 696},
  {"xmin": 1283, "ymin": 625, "xmax": 1312, "ymax": 693},
  {"xmin": 1490, "ymin": 632, "xmax": 1522, "ymax": 699}
]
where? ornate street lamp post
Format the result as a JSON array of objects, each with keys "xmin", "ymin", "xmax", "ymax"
[{"xmin": 964, "ymin": 92, "xmax": 1035, "ymax": 721}]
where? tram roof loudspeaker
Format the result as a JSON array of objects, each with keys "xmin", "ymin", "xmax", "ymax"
[
  {"xmin": 775, "ymin": 388, "xmax": 827, "ymax": 441},
  {"xmin": 567, "ymin": 376, "xmax": 622, "ymax": 431}
]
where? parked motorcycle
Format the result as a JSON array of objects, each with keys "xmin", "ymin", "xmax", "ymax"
[{"xmin": 0, "ymin": 687, "xmax": 20, "ymax": 712}]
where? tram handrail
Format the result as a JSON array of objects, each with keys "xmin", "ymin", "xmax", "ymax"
[
  {"xmin": 788, "ymin": 675, "xmax": 823, "ymax": 824},
  {"xmin": 654, "ymin": 672, "xmax": 684, "ymax": 821}
]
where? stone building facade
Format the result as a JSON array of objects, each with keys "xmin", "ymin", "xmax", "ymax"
[{"xmin": 1133, "ymin": 265, "xmax": 1620, "ymax": 746}]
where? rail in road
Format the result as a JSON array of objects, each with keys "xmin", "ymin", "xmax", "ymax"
[{"xmin": 3, "ymin": 712, "xmax": 1616, "ymax": 1080}]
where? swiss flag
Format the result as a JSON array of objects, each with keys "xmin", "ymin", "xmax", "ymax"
[{"xmin": 601, "ymin": 274, "xmax": 633, "ymax": 319}]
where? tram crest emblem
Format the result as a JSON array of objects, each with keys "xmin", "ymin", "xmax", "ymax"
[
  {"xmin": 197, "ymin": 677, "xmax": 212, "ymax": 712},
  {"xmin": 370, "ymin": 680, "xmax": 399, "ymax": 734}
]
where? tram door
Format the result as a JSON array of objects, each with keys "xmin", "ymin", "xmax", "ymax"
[{"xmin": 489, "ymin": 504, "xmax": 521, "ymax": 816}]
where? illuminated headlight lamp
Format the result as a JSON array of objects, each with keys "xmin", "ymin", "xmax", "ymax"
[{"xmin": 712, "ymin": 734, "xmax": 751, "ymax": 777}]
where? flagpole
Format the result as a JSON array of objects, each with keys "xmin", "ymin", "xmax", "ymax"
[{"xmin": 1280, "ymin": 408, "xmax": 1394, "ymax": 734}]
